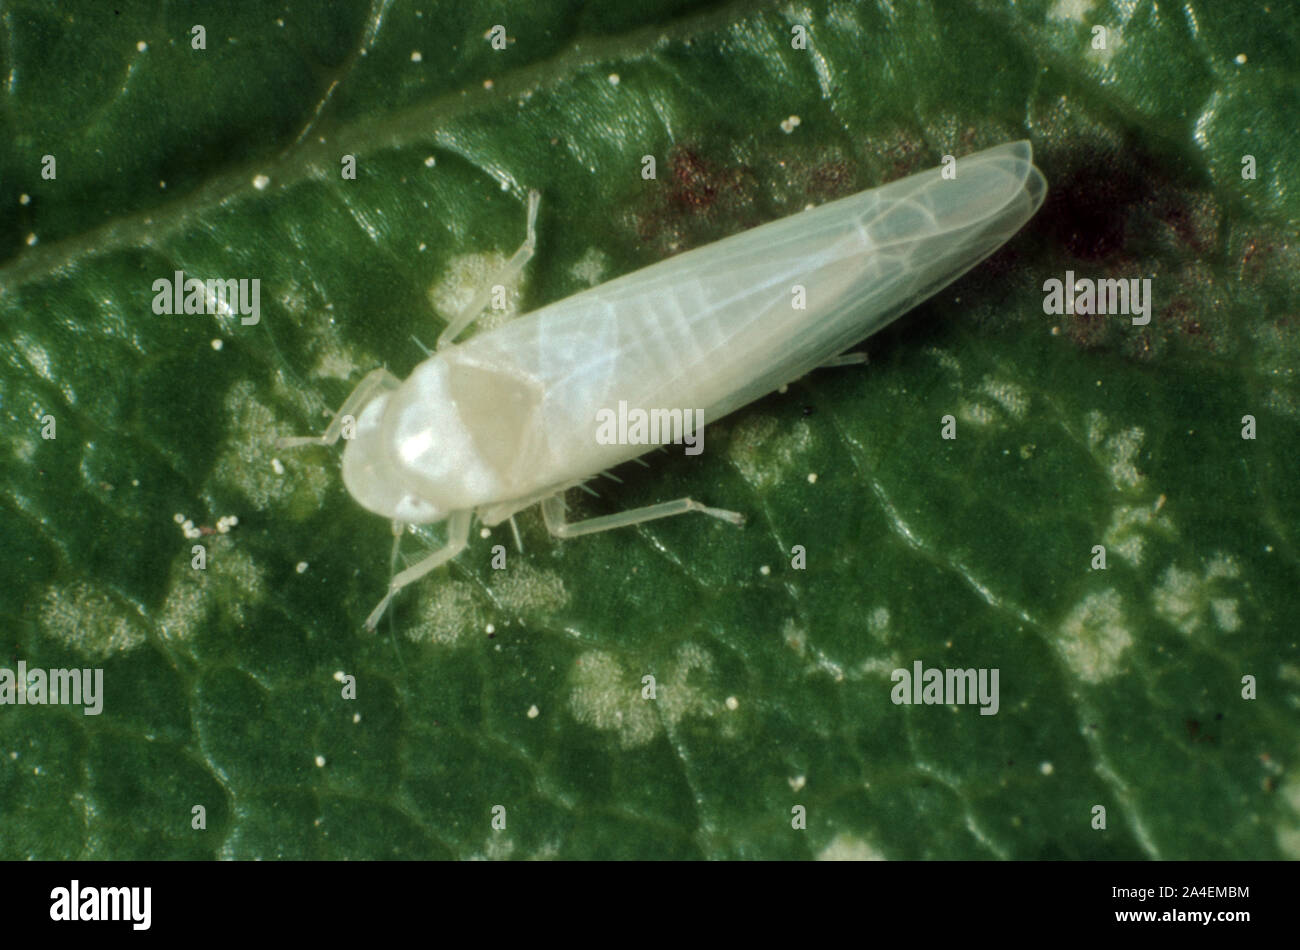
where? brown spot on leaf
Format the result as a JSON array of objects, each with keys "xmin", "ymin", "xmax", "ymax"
[
  {"xmin": 636, "ymin": 146, "xmax": 761, "ymax": 258},
  {"xmin": 809, "ymin": 160, "xmax": 856, "ymax": 200},
  {"xmin": 1064, "ymin": 310, "xmax": 1111, "ymax": 349}
]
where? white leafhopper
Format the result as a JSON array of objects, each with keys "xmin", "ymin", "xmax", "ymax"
[{"xmin": 280, "ymin": 140, "xmax": 1047, "ymax": 627}]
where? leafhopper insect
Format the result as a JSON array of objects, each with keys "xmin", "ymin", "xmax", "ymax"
[{"xmin": 280, "ymin": 140, "xmax": 1047, "ymax": 627}]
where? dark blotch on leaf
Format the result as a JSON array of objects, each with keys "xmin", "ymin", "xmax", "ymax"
[{"xmin": 1034, "ymin": 143, "xmax": 1150, "ymax": 261}]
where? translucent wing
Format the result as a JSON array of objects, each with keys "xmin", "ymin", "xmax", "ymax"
[{"xmin": 449, "ymin": 140, "xmax": 1047, "ymax": 485}]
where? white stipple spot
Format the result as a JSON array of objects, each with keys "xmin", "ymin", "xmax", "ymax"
[
  {"xmin": 926, "ymin": 346, "xmax": 962, "ymax": 375},
  {"xmin": 789, "ymin": 775, "xmax": 806, "ymax": 792},
  {"xmin": 407, "ymin": 580, "xmax": 483, "ymax": 646},
  {"xmin": 959, "ymin": 401, "xmax": 997, "ymax": 426},
  {"xmin": 1103, "ymin": 501, "xmax": 1175, "ymax": 566},
  {"xmin": 430, "ymin": 251, "xmax": 523, "ymax": 336},
  {"xmin": 252, "ymin": 174, "xmax": 270, "ymax": 191},
  {"xmin": 1234, "ymin": 53, "xmax": 1247, "ymax": 65},
  {"xmin": 1105, "ymin": 427, "xmax": 1145, "ymax": 489},
  {"xmin": 470, "ymin": 833, "xmax": 515, "ymax": 861},
  {"xmin": 868, "ymin": 606, "xmax": 891, "ymax": 642},
  {"xmin": 1211, "ymin": 598, "xmax": 1241, "ymax": 632},
  {"xmin": 137, "ymin": 40, "xmax": 147, "ymax": 52},
  {"xmin": 423, "ymin": 155, "xmax": 436, "ymax": 168},
  {"xmin": 725, "ymin": 695, "xmax": 739, "ymax": 710},
  {"xmin": 527, "ymin": 704, "xmax": 539, "ymax": 719},
  {"xmin": 295, "ymin": 561, "xmax": 309, "ymax": 574},
  {"xmin": 333, "ymin": 671, "xmax": 345, "ymax": 682},
  {"xmin": 39, "ymin": 582, "xmax": 147, "ymax": 660},
  {"xmin": 1040, "ymin": 761, "xmax": 1054, "ymax": 776},
  {"xmin": 568, "ymin": 651, "xmax": 659, "ymax": 749},
  {"xmin": 569, "ymin": 643, "xmax": 726, "ymax": 748},
  {"xmin": 979, "ymin": 377, "xmax": 1029, "ymax": 420},
  {"xmin": 1086, "ymin": 409, "xmax": 1106, "ymax": 447},
  {"xmin": 1152, "ymin": 553, "xmax": 1242, "ymax": 637},
  {"xmin": 1205, "ymin": 552, "xmax": 1240, "ymax": 580},
  {"xmin": 158, "ymin": 545, "xmax": 267, "ymax": 640},
  {"xmin": 658, "ymin": 642, "xmax": 727, "ymax": 730},
  {"xmin": 1153, "ymin": 566, "xmax": 1199, "ymax": 633},
  {"xmin": 807, "ymin": 472, "xmax": 818, "ymax": 484},
  {"xmin": 213, "ymin": 381, "xmax": 330, "ymax": 509},
  {"xmin": 607, "ymin": 72, "xmax": 620, "ymax": 85},
  {"xmin": 729, "ymin": 416, "xmax": 813, "ymax": 490},
  {"xmin": 19, "ymin": 193, "xmax": 30, "ymax": 205},
  {"xmin": 1274, "ymin": 763, "xmax": 1300, "ymax": 858},
  {"xmin": 816, "ymin": 833, "xmax": 885, "ymax": 861},
  {"xmin": 271, "ymin": 457, "xmax": 285, "ymax": 475},
  {"xmin": 314, "ymin": 755, "xmax": 326, "ymax": 767},
  {"xmin": 759, "ymin": 565, "xmax": 771, "ymax": 576},
  {"xmin": 780, "ymin": 115, "xmax": 802, "ymax": 134},
  {"xmin": 1087, "ymin": 412, "xmax": 1146, "ymax": 491},
  {"xmin": 1047, "ymin": 0, "xmax": 1096, "ymax": 23},
  {"xmin": 410, "ymin": 50, "xmax": 422, "ymax": 62},
  {"xmin": 1056, "ymin": 589, "xmax": 1133, "ymax": 683},
  {"xmin": 313, "ymin": 348, "xmax": 361, "ymax": 381},
  {"xmin": 569, "ymin": 247, "xmax": 610, "ymax": 287},
  {"xmin": 211, "ymin": 338, "xmax": 223, "ymax": 351},
  {"xmin": 492, "ymin": 563, "xmax": 567, "ymax": 616},
  {"xmin": 25, "ymin": 233, "xmax": 37, "ymax": 246}
]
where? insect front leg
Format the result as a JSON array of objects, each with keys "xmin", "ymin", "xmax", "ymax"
[
  {"xmin": 276, "ymin": 367, "xmax": 401, "ymax": 449},
  {"xmin": 363, "ymin": 509, "xmax": 473, "ymax": 630},
  {"xmin": 436, "ymin": 189, "xmax": 541, "ymax": 348},
  {"xmin": 540, "ymin": 492, "xmax": 744, "ymax": 539}
]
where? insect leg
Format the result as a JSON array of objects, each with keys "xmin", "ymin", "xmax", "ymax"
[
  {"xmin": 363, "ymin": 509, "xmax": 473, "ymax": 630},
  {"xmin": 818, "ymin": 351, "xmax": 869, "ymax": 368},
  {"xmin": 437, "ymin": 189, "xmax": 541, "ymax": 348},
  {"xmin": 540, "ymin": 493, "xmax": 744, "ymax": 540},
  {"xmin": 276, "ymin": 368, "xmax": 401, "ymax": 449}
]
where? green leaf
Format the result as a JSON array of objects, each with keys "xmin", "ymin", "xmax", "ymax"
[{"xmin": 1, "ymin": 0, "xmax": 1296, "ymax": 860}]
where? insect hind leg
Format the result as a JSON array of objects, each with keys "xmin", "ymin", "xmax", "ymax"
[
  {"xmin": 437, "ymin": 189, "xmax": 540, "ymax": 348},
  {"xmin": 541, "ymin": 492, "xmax": 744, "ymax": 539},
  {"xmin": 276, "ymin": 367, "xmax": 401, "ymax": 449}
]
